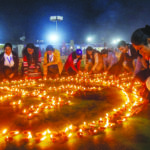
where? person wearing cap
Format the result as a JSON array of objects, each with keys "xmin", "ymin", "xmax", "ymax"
[
  {"xmin": 22, "ymin": 43, "xmax": 42, "ymax": 79},
  {"xmin": 63, "ymin": 49, "xmax": 82, "ymax": 75},
  {"xmin": 101, "ymin": 49, "xmax": 118, "ymax": 72},
  {"xmin": 43, "ymin": 45, "xmax": 63, "ymax": 78},
  {"xmin": 85, "ymin": 46, "xmax": 103, "ymax": 74},
  {"xmin": 0, "ymin": 43, "xmax": 19, "ymax": 81}
]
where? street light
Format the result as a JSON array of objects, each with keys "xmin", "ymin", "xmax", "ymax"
[
  {"xmin": 50, "ymin": 16, "xmax": 63, "ymax": 32},
  {"xmin": 47, "ymin": 33, "xmax": 59, "ymax": 43},
  {"xmin": 112, "ymin": 38, "xmax": 121, "ymax": 44},
  {"xmin": 86, "ymin": 36, "xmax": 94, "ymax": 43}
]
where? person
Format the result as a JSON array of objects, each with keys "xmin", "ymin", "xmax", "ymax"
[
  {"xmin": 101, "ymin": 49, "xmax": 118, "ymax": 72},
  {"xmin": 63, "ymin": 49, "xmax": 82, "ymax": 75},
  {"xmin": 131, "ymin": 25, "xmax": 150, "ymax": 60},
  {"xmin": 84, "ymin": 46, "xmax": 103, "ymax": 74},
  {"xmin": 131, "ymin": 25, "xmax": 150, "ymax": 100},
  {"xmin": 133, "ymin": 54, "xmax": 148, "ymax": 77},
  {"xmin": 117, "ymin": 40, "xmax": 138, "ymax": 73},
  {"xmin": 0, "ymin": 43, "xmax": 19, "ymax": 81},
  {"xmin": 43, "ymin": 45, "xmax": 63, "ymax": 78},
  {"xmin": 22, "ymin": 43, "xmax": 42, "ymax": 79}
]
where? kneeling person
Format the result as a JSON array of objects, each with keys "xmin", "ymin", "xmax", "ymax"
[
  {"xmin": 22, "ymin": 43, "xmax": 42, "ymax": 79},
  {"xmin": 63, "ymin": 49, "xmax": 82, "ymax": 75},
  {"xmin": 0, "ymin": 43, "xmax": 19, "ymax": 81},
  {"xmin": 101, "ymin": 49, "xmax": 118, "ymax": 72},
  {"xmin": 43, "ymin": 45, "xmax": 63, "ymax": 78},
  {"xmin": 85, "ymin": 46, "xmax": 103, "ymax": 74}
]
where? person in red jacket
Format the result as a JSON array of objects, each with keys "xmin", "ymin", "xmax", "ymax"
[{"xmin": 63, "ymin": 49, "xmax": 82, "ymax": 75}]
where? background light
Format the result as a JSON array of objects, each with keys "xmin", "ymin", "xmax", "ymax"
[
  {"xmin": 86, "ymin": 36, "xmax": 93, "ymax": 42},
  {"xmin": 112, "ymin": 38, "xmax": 121, "ymax": 44},
  {"xmin": 47, "ymin": 33, "xmax": 59, "ymax": 43}
]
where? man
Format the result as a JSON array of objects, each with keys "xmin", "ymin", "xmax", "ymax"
[
  {"xmin": 43, "ymin": 45, "xmax": 63, "ymax": 78},
  {"xmin": 0, "ymin": 43, "xmax": 19, "ymax": 81}
]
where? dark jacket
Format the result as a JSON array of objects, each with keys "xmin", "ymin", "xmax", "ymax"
[{"xmin": 0, "ymin": 51, "xmax": 19, "ymax": 76}]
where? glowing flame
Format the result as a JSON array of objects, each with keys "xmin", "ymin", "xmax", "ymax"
[
  {"xmin": 2, "ymin": 129, "xmax": 7, "ymax": 134},
  {"xmin": 41, "ymin": 136, "xmax": 46, "ymax": 141},
  {"xmin": 65, "ymin": 128, "xmax": 68, "ymax": 132},
  {"xmin": 69, "ymin": 125, "xmax": 72, "ymax": 130},
  {"xmin": 68, "ymin": 133, "xmax": 72, "ymax": 137},
  {"xmin": 79, "ymin": 129, "xmax": 82, "ymax": 132},
  {"xmin": 28, "ymin": 132, "xmax": 32, "ymax": 139}
]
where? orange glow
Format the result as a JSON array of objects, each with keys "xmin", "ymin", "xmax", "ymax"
[
  {"xmin": 2, "ymin": 129, "xmax": 7, "ymax": 134},
  {"xmin": 0, "ymin": 72, "xmax": 147, "ymax": 144}
]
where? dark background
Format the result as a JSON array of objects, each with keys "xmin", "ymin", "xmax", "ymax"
[{"xmin": 0, "ymin": 0, "xmax": 150, "ymax": 43}]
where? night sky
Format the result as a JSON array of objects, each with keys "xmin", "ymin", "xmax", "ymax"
[{"xmin": 0, "ymin": 0, "xmax": 150, "ymax": 44}]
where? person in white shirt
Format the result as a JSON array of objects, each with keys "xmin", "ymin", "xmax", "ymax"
[
  {"xmin": 101, "ymin": 49, "xmax": 118, "ymax": 72},
  {"xmin": 85, "ymin": 46, "xmax": 103, "ymax": 74},
  {"xmin": 117, "ymin": 40, "xmax": 138, "ymax": 73},
  {"xmin": 0, "ymin": 43, "xmax": 19, "ymax": 81}
]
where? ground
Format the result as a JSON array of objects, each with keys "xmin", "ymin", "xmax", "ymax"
[{"xmin": 0, "ymin": 75, "xmax": 150, "ymax": 150}]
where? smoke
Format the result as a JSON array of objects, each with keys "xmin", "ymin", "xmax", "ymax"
[{"xmin": 93, "ymin": 0, "xmax": 150, "ymax": 42}]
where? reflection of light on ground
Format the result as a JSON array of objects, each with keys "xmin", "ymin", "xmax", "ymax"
[{"xmin": 0, "ymin": 73, "xmax": 147, "ymax": 149}]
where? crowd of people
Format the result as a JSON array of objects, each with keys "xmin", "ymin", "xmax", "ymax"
[{"xmin": 0, "ymin": 25, "xmax": 150, "ymax": 99}]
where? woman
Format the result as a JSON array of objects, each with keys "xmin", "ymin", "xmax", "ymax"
[
  {"xmin": 63, "ymin": 49, "xmax": 82, "ymax": 75},
  {"xmin": 43, "ymin": 45, "xmax": 63, "ymax": 78},
  {"xmin": 101, "ymin": 49, "xmax": 118, "ymax": 72},
  {"xmin": 0, "ymin": 43, "xmax": 18, "ymax": 81},
  {"xmin": 117, "ymin": 40, "xmax": 138, "ymax": 73},
  {"xmin": 131, "ymin": 25, "xmax": 150, "ymax": 100},
  {"xmin": 131, "ymin": 25, "xmax": 150, "ymax": 60},
  {"xmin": 22, "ymin": 43, "xmax": 42, "ymax": 79},
  {"xmin": 85, "ymin": 46, "xmax": 103, "ymax": 73}
]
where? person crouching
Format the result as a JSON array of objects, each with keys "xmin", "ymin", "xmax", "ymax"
[
  {"xmin": 63, "ymin": 49, "xmax": 82, "ymax": 75},
  {"xmin": 22, "ymin": 43, "xmax": 42, "ymax": 79},
  {"xmin": 84, "ymin": 46, "xmax": 103, "ymax": 74},
  {"xmin": 43, "ymin": 45, "xmax": 63, "ymax": 78},
  {"xmin": 0, "ymin": 43, "xmax": 19, "ymax": 81}
]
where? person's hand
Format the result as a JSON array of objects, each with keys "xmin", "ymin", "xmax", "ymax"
[
  {"xmin": 34, "ymin": 68, "xmax": 38, "ymax": 73},
  {"xmin": 43, "ymin": 64, "xmax": 47, "ymax": 67},
  {"xmin": 104, "ymin": 70, "xmax": 108, "ymax": 74},
  {"xmin": 3, "ymin": 78, "xmax": 7, "ymax": 82},
  {"xmin": 24, "ymin": 76, "xmax": 28, "ymax": 80},
  {"xmin": 139, "ymin": 86, "xmax": 150, "ymax": 100},
  {"xmin": 89, "ymin": 70, "xmax": 93, "ymax": 74},
  {"xmin": 78, "ymin": 71, "xmax": 82, "ymax": 75},
  {"xmin": 43, "ymin": 75, "xmax": 47, "ymax": 80},
  {"xmin": 9, "ymin": 73, "xmax": 14, "ymax": 79},
  {"xmin": 84, "ymin": 69, "xmax": 88, "ymax": 73}
]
